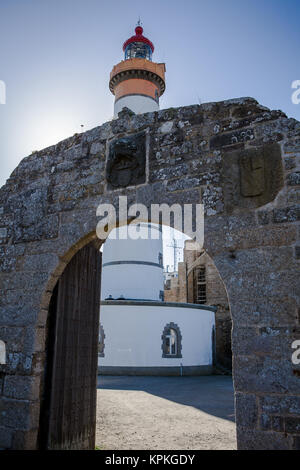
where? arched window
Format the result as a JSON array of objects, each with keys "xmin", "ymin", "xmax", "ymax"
[
  {"xmin": 98, "ymin": 324, "xmax": 105, "ymax": 358},
  {"xmin": 161, "ymin": 323, "xmax": 182, "ymax": 358}
]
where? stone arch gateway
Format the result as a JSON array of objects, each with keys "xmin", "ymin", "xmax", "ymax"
[{"xmin": 0, "ymin": 98, "xmax": 299, "ymax": 450}]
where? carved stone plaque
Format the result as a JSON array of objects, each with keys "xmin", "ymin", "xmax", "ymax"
[
  {"xmin": 240, "ymin": 150, "xmax": 264, "ymax": 197},
  {"xmin": 106, "ymin": 132, "xmax": 146, "ymax": 189},
  {"xmin": 222, "ymin": 143, "xmax": 284, "ymax": 213}
]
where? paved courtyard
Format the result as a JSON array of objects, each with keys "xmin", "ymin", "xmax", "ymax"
[{"xmin": 96, "ymin": 375, "xmax": 237, "ymax": 450}]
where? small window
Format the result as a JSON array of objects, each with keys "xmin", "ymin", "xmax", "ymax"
[
  {"xmin": 194, "ymin": 266, "xmax": 206, "ymax": 304},
  {"xmin": 161, "ymin": 323, "xmax": 182, "ymax": 358}
]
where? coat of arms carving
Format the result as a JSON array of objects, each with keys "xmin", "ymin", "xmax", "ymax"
[{"xmin": 106, "ymin": 132, "xmax": 146, "ymax": 189}]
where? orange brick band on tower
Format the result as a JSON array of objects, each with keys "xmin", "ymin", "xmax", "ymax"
[{"xmin": 109, "ymin": 25, "xmax": 166, "ymax": 117}]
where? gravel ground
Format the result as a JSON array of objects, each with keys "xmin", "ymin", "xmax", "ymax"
[{"xmin": 96, "ymin": 375, "xmax": 237, "ymax": 450}]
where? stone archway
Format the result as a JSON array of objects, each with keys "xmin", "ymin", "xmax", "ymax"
[{"xmin": 0, "ymin": 97, "xmax": 299, "ymax": 450}]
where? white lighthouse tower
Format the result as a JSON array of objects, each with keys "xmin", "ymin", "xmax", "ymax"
[{"xmin": 101, "ymin": 223, "xmax": 164, "ymax": 302}]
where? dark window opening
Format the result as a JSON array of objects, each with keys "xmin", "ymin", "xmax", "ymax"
[{"xmin": 194, "ymin": 266, "xmax": 206, "ymax": 304}]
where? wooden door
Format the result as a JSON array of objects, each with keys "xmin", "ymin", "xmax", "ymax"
[{"xmin": 39, "ymin": 241, "xmax": 102, "ymax": 449}]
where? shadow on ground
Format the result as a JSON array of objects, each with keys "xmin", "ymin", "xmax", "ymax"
[{"xmin": 97, "ymin": 375, "xmax": 235, "ymax": 423}]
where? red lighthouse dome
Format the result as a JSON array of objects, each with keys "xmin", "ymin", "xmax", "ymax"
[
  {"xmin": 123, "ymin": 25, "xmax": 154, "ymax": 61},
  {"xmin": 123, "ymin": 25, "xmax": 155, "ymax": 52}
]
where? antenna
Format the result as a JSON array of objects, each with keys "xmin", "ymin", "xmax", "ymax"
[
  {"xmin": 137, "ymin": 17, "xmax": 142, "ymax": 27},
  {"xmin": 167, "ymin": 237, "xmax": 181, "ymax": 272}
]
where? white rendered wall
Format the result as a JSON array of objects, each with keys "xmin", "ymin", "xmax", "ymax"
[
  {"xmin": 101, "ymin": 225, "xmax": 164, "ymax": 301},
  {"xmin": 114, "ymin": 94, "xmax": 159, "ymax": 117},
  {"xmin": 98, "ymin": 304, "xmax": 215, "ymax": 368}
]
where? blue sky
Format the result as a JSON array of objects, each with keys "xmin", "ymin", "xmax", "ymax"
[{"xmin": 0, "ymin": 0, "xmax": 299, "ymax": 188}]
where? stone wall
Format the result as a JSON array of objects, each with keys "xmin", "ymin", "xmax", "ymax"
[
  {"xmin": 164, "ymin": 262, "xmax": 187, "ymax": 303},
  {"xmin": 0, "ymin": 98, "xmax": 299, "ymax": 449}
]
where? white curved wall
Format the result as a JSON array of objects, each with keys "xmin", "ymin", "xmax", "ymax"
[
  {"xmin": 101, "ymin": 225, "xmax": 164, "ymax": 301},
  {"xmin": 114, "ymin": 95, "xmax": 159, "ymax": 117},
  {"xmin": 98, "ymin": 304, "xmax": 215, "ymax": 369},
  {"xmin": 101, "ymin": 264, "xmax": 164, "ymax": 300}
]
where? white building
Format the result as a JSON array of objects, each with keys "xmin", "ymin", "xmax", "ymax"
[{"xmin": 98, "ymin": 224, "xmax": 216, "ymax": 375}]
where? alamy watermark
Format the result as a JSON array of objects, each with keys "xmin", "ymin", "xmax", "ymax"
[
  {"xmin": 291, "ymin": 80, "xmax": 300, "ymax": 105},
  {"xmin": 292, "ymin": 340, "xmax": 300, "ymax": 365},
  {"xmin": 0, "ymin": 80, "xmax": 6, "ymax": 104},
  {"xmin": 96, "ymin": 196, "xmax": 204, "ymax": 249}
]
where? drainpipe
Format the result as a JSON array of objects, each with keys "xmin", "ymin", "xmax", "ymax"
[
  {"xmin": 180, "ymin": 362, "xmax": 183, "ymax": 376},
  {"xmin": 212, "ymin": 324, "xmax": 216, "ymax": 369}
]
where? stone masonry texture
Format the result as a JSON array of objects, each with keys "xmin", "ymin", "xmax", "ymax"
[{"xmin": 0, "ymin": 97, "xmax": 299, "ymax": 449}]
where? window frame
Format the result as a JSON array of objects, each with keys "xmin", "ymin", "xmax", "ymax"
[
  {"xmin": 161, "ymin": 322, "xmax": 182, "ymax": 359},
  {"xmin": 194, "ymin": 266, "xmax": 207, "ymax": 304}
]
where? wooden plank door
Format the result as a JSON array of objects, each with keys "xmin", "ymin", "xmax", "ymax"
[{"xmin": 39, "ymin": 241, "xmax": 102, "ymax": 449}]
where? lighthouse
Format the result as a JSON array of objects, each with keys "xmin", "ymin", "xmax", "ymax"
[
  {"xmin": 98, "ymin": 23, "xmax": 216, "ymax": 376},
  {"xmin": 109, "ymin": 22, "xmax": 166, "ymax": 117},
  {"xmin": 103, "ymin": 23, "xmax": 165, "ymax": 301}
]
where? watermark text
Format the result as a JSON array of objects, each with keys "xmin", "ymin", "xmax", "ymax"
[
  {"xmin": 291, "ymin": 80, "xmax": 300, "ymax": 104},
  {"xmin": 96, "ymin": 196, "xmax": 204, "ymax": 249}
]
